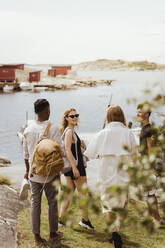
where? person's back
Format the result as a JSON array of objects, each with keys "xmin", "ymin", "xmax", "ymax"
[
  {"xmin": 24, "ymin": 120, "xmax": 63, "ymax": 183},
  {"xmin": 23, "ymin": 98, "xmax": 63, "ymax": 246},
  {"xmin": 100, "ymin": 122, "xmax": 135, "ymax": 155},
  {"xmin": 85, "ymin": 105, "xmax": 137, "ymax": 247},
  {"xmin": 86, "ymin": 121, "xmax": 136, "ymax": 160}
]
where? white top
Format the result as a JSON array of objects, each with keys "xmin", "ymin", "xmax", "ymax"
[
  {"xmin": 23, "ymin": 120, "xmax": 64, "ymax": 183},
  {"xmin": 85, "ymin": 122, "xmax": 137, "ymax": 159},
  {"xmin": 84, "ymin": 122, "xmax": 137, "ymax": 212}
]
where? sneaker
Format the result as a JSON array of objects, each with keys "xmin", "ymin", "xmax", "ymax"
[
  {"xmin": 19, "ymin": 178, "xmax": 30, "ymax": 200},
  {"xmin": 58, "ymin": 221, "xmax": 65, "ymax": 227},
  {"xmin": 49, "ymin": 231, "xmax": 63, "ymax": 242},
  {"xmin": 58, "ymin": 218, "xmax": 65, "ymax": 227},
  {"xmin": 79, "ymin": 218, "xmax": 94, "ymax": 230},
  {"xmin": 34, "ymin": 237, "xmax": 47, "ymax": 247},
  {"xmin": 108, "ymin": 232, "xmax": 123, "ymax": 248}
]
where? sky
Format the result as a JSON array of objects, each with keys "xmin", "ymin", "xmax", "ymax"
[{"xmin": 0, "ymin": 0, "xmax": 165, "ymax": 64}]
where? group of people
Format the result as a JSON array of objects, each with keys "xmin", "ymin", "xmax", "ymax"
[{"xmin": 22, "ymin": 98, "xmax": 162, "ymax": 248}]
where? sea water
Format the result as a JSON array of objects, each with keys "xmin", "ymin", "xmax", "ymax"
[{"xmin": 0, "ymin": 70, "xmax": 164, "ymax": 164}]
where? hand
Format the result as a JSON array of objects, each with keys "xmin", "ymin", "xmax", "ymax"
[
  {"xmin": 73, "ymin": 167, "xmax": 80, "ymax": 180},
  {"xmin": 24, "ymin": 171, "xmax": 29, "ymax": 179},
  {"xmin": 81, "ymin": 140, "xmax": 86, "ymax": 149}
]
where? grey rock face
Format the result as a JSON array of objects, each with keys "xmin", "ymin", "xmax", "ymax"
[
  {"xmin": 0, "ymin": 185, "xmax": 29, "ymax": 248},
  {"xmin": 0, "ymin": 156, "xmax": 11, "ymax": 166}
]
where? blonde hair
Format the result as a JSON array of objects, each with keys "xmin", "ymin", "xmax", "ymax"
[
  {"xmin": 106, "ymin": 105, "xmax": 126, "ymax": 126},
  {"xmin": 60, "ymin": 108, "xmax": 76, "ymax": 134}
]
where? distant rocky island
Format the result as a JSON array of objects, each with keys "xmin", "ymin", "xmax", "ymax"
[{"xmin": 72, "ymin": 59, "xmax": 165, "ymax": 71}]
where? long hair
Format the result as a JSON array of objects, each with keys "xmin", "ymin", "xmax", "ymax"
[
  {"xmin": 60, "ymin": 108, "xmax": 76, "ymax": 134},
  {"xmin": 106, "ymin": 105, "xmax": 126, "ymax": 126}
]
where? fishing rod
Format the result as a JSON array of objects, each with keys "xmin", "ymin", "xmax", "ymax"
[
  {"xmin": 102, "ymin": 93, "xmax": 113, "ymax": 129},
  {"xmin": 25, "ymin": 111, "xmax": 28, "ymax": 128}
]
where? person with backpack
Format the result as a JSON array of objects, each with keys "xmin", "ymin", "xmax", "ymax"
[
  {"xmin": 59, "ymin": 108, "xmax": 94, "ymax": 229},
  {"xmin": 23, "ymin": 99, "xmax": 63, "ymax": 246}
]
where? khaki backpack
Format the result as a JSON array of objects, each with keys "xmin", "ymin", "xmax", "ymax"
[{"xmin": 31, "ymin": 123, "xmax": 64, "ymax": 177}]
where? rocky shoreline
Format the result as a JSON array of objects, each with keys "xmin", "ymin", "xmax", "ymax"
[
  {"xmin": 2, "ymin": 58, "xmax": 164, "ymax": 93},
  {"xmin": 30, "ymin": 78, "xmax": 113, "ymax": 92},
  {"xmin": 0, "ymin": 156, "xmax": 11, "ymax": 167},
  {"xmin": 0, "ymin": 185, "xmax": 29, "ymax": 248},
  {"xmin": 0, "ymin": 156, "xmax": 28, "ymax": 248},
  {"xmin": 72, "ymin": 59, "xmax": 165, "ymax": 71}
]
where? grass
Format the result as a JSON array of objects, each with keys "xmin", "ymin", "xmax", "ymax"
[
  {"xmin": 17, "ymin": 196, "xmax": 165, "ymax": 248},
  {"xmin": 0, "ymin": 175, "xmax": 11, "ymax": 185}
]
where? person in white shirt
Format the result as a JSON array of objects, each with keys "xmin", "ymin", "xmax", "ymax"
[
  {"xmin": 23, "ymin": 99, "xmax": 63, "ymax": 246},
  {"xmin": 85, "ymin": 105, "xmax": 137, "ymax": 248}
]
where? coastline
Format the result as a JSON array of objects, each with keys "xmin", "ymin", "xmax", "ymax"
[
  {"xmin": 1, "ymin": 58, "xmax": 165, "ymax": 93},
  {"xmin": 0, "ymin": 159, "xmax": 99, "ymax": 192}
]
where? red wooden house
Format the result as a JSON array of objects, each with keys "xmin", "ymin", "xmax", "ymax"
[
  {"xmin": 29, "ymin": 71, "xmax": 41, "ymax": 82},
  {"xmin": 51, "ymin": 65, "xmax": 72, "ymax": 76},
  {"xmin": 1, "ymin": 64, "xmax": 24, "ymax": 70},
  {"xmin": 0, "ymin": 68, "xmax": 15, "ymax": 82},
  {"xmin": 48, "ymin": 69, "xmax": 56, "ymax": 77}
]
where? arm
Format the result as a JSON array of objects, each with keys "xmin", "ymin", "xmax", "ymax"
[
  {"xmin": 52, "ymin": 127, "xmax": 65, "ymax": 155},
  {"xmin": 147, "ymin": 137, "xmax": 154, "ymax": 153},
  {"xmin": 24, "ymin": 159, "xmax": 30, "ymax": 179},
  {"xmin": 23, "ymin": 135, "xmax": 30, "ymax": 179},
  {"xmin": 80, "ymin": 139, "xmax": 86, "ymax": 149},
  {"xmin": 130, "ymin": 131, "xmax": 138, "ymax": 156},
  {"xmin": 84, "ymin": 133, "xmax": 100, "ymax": 160},
  {"xmin": 65, "ymin": 130, "xmax": 80, "ymax": 178}
]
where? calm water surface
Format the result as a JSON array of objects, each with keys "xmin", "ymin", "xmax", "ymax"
[{"xmin": 0, "ymin": 71, "xmax": 165, "ymax": 164}]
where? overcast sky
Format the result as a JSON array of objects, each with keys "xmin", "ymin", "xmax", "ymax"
[{"xmin": 0, "ymin": 0, "xmax": 165, "ymax": 64}]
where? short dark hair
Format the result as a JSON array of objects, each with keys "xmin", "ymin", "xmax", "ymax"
[
  {"xmin": 137, "ymin": 102, "xmax": 151, "ymax": 116},
  {"xmin": 34, "ymin": 99, "xmax": 49, "ymax": 113}
]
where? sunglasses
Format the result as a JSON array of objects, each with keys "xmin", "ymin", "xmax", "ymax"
[{"xmin": 68, "ymin": 114, "xmax": 79, "ymax": 118}]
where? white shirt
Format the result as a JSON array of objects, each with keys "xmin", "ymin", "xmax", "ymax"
[
  {"xmin": 85, "ymin": 122, "xmax": 137, "ymax": 159},
  {"xmin": 23, "ymin": 120, "xmax": 63, "ymax": 183},
  {"xmin": 85, "ymin": 122, "xmax": 137, "ymax": 187},
  {"xmin": 84, "ymin": 122, "xmax": 137, "ymax": 212}
]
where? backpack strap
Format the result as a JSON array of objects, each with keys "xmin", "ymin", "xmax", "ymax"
[
  {"xmin": 43, "ymin": 123, "xmax": 52, "ymax": 137},
  {"xmin": 31, "ymin": 122, "xmax": 51, "ymax": 168}
]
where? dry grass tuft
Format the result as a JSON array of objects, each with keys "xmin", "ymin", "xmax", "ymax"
[{"xmin": 0, "ymin": 176, "xmax": 11, "ymax": 185}]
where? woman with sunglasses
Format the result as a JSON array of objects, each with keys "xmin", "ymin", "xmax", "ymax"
[{"xmin": 59, "ymin": 108, "xmax": 94, "ymax": 229}]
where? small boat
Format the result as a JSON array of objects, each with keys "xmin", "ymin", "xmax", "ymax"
[
  {"xmin": 32, "ymin": 86, "xmax": 48, "ymax": 92},
  {"xmin": 20, "ymin": 82, "xmax": 33, "ymax": 91},
  {"xmin": 3, "ymin": 85, "xmax": 14, "ymax": 92}
]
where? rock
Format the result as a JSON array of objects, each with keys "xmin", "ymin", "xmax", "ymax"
[
  {"xmin": 0, "ymin": 156, "xmax": 11, "ymax": 165},
  {"xmin": 0, "ymin": 163, "xmax": 10, "ymax": 168},
  {"xmin": 0, "ymin": 185, "xmax": 29, "ymax": 248}
]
